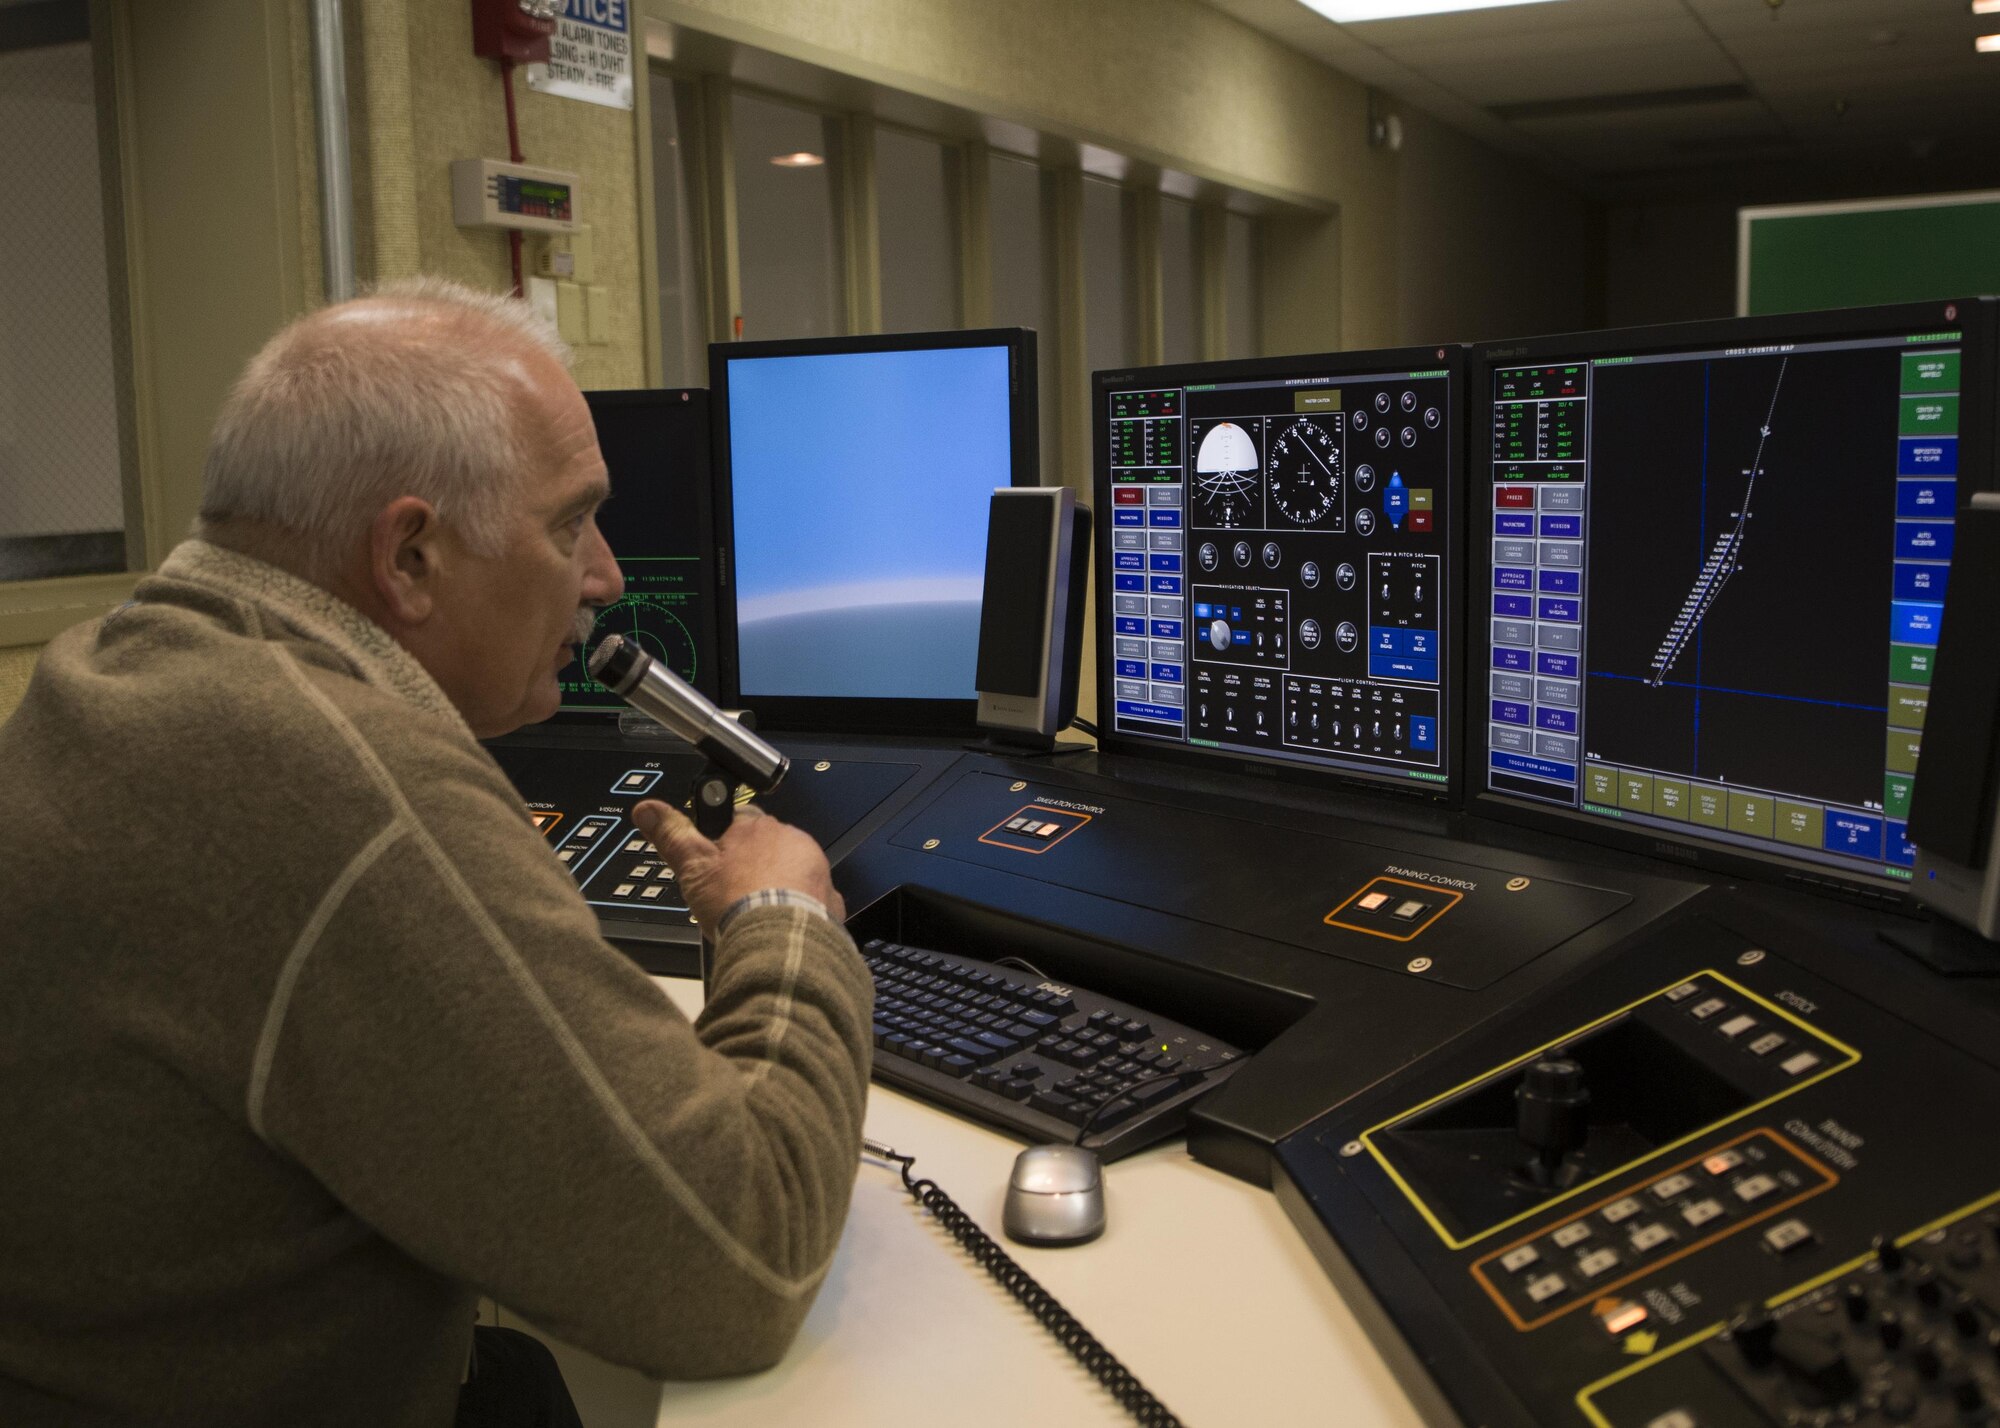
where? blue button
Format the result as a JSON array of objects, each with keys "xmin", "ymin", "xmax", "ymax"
[
  {"xmin": 1115, "ymin": 574, "xmax": 1144, "ymax": 592},
  {"xmin": 1410, "ymin": 716, "xmax": 1436, "ymax": 750},
  {"xmin": 1115, "ymin": 617, "xmax": 1145, "ymax": 635},
  {"xmin": 1899, "ymin": 478, "xmax": 1956, "ymax": 517},
  {"xmin": 1148, "ymin": 509, "xmax": 1182, "ymax": 527},
  {"xmin": 1231, "ymin": 607, "xmax": 1244, "ymax": 620},
  {"xmin": 1537, "ymin": 569, "xmax": 1580, "ymax": 594},
  {"xmin": 1194, "ymin": 603, "xmax": 1212, "ymax": 619},
  {"xmin": 1495, "ymin": 594, "xmax": 1532, "ymax": 618},
  {"xmin": 1151, "ymin": 620, "xmax": 1183, "ymax": 639},
  {"xmin": 1495, "ymin": 566, "xmax": 1533, "ymax": 591},
  {"xmin": 1899, "ymin": 436, "xmax": 1957, "ymax": 475},
  {"xmin": 1894, "ymin": 564, "xmax": 1946, "ymax": 601},
  {"xmin": 1231, "ymin": 630, "xmax": 1251, "ymax": 646},
  {"xmin": 1115, "ymin": 551, "xmax": 1144, "ymax": 571},
  {"xmin": 1492, "ymin": 700, "xmax": 1531, "ymax": 726},
  {"xmin": 1539, "ymin": 514, "xmax": 1582, "ymax": 539},
  {"xmin": 1494, "ymin": 646, "xmax": 1532, "ymax": 671},
  {"xmin": 1891, "ymin": 601, "xmax": 1944, "ymax": 645},
  {"xmin": 1887, "ymin": 819, "xmax": 1916, "ymax": 867},
  {"xmin": 1115, "ymin": 699, "xmax": 1183, "ymax": 724},
  {"xmin": 1150, "ymin": 575, "xmax": 1182, "ymax": 594},
  {"xmin": 1491, "ymin": 750, "xmax": 1577, "ymax": 784},
  {"xmin": 1372, "ymin": 627, "xmax": 1404, "ymax": 656},
  {"xmin": 1896, "ymin": 523, "xmax": 1955, "ymax": 561},
  {"xmin": 1535, "ymin": 706, "xmax": 1577, "ymax": 733},
  {"xmin": 1150, "ymin": 663, "xmax": 1183, "ymax": 683},
  {"xmin": 1370, "ymin": 655, "xmax": 1437, "ymax": 682},
  {"xmin": 1407, "ymin": 629, "xmax": 1435, "ymax": 657},
  {"xmin": 1495, "ymin": 513, "xmax": 1534, "ymax": 536},
  {"xmin": 1823, "ymin": 810, "xmax": 1884, "ymax": 859},
  {"xmin": 1385, "ymin": 473, "xmax": 1408, "ymax": 529},
  {"xmin": 1538, "ymin": 597, "xmax": 1580, "ymax": 622},
  {"xmin": 1149, "ymin": 553, "xmax": 1182, "ymax": 572},
  {"xmin": 1536, "ymin": 652, "xmax": 1578, "ymax": 679},
  {"xmin": 1114, "ymin": 509, "xmax": 1144, "ymax": 527},
  {"xmin": 1116, "ymin": 659, "xmax": 1146, "ymax": 680}
]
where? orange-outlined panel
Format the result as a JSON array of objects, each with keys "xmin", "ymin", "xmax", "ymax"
[
  {"xmin": 529, "ymin": 810, "xmax": 563, "ymax": 836},
  {"xmin": 1470, "ymin": 1126, "xmax": 1840, "ymax": 1333},
  {"xmin": 978, "ymin": 805, "xmax": 1093, "ymax": 855},
  {"xmin": 1325, "ymin": 875, "xmax": 1463, "ymax": 941}
]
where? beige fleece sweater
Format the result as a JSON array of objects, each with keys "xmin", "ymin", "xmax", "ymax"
[{"xmin": 0, "ymin": 540, "xmax": 874, "ymax": 1426}]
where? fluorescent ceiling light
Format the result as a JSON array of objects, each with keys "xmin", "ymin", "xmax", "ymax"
[
  {"xmin": 1300, "ymin": 0, "xmax": 1569, "ymax": 21},
  {"xmin": 770, "ymin": 151, "xmax": 825, "ymax": 167},
  {"xmin": 1978, "ymin": 32, "xmax": 2000, "ymax": 50},
  {"xmin": 1974, "ymin": 0, "xmax": 2000, "ymax": 16}
]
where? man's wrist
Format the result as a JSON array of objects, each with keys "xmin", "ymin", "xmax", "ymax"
[{"xmin": 713, "ymin": 888, "xmax": 832, "ymax": 938}]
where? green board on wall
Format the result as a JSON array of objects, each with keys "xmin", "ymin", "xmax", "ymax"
[{"xmin": 1739, "ymin": 191, "xmax": 2000, "ymax": 316}]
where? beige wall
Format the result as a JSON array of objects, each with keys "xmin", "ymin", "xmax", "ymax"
[{"xmin": 0, "ymin": 644, "xmax": 37, "ymax": 724}]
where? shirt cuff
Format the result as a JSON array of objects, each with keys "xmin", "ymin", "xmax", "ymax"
[{"xmin": 714, "ymin": 888, "xmax": 832, "ymax": 939}]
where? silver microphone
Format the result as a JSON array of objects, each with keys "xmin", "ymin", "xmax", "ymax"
[{"xmin": 587, "ymin": 634, "xmax": 789, "ymax": 794}]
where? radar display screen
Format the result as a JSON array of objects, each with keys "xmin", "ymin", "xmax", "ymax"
[
  {"xmin": 1095, "ymin": 347, "xmax": 1462, "ymax": 796},
  {"xmin": 1475, "ymin": 299, "xmax": 1996, "ymax": 890},
  {"xmin": 553, "ymin": 388, "xmax": 719, "ymax": 715}
]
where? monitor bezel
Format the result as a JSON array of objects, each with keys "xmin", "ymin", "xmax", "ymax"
[
  {"xmin": 1465, "ymin": 296, "xmax": 1999, "ymax": 903},
  {"xmin": 1091, "ymin": 343, "xmax": 1468, "ymax": 805},
  {"xmin": 546, "ymin": 386, "xmax": 719, "ymax": 724},
  {"xmin": 709, "ymin": 327, "xmax": 1040, "ymax": 735}
]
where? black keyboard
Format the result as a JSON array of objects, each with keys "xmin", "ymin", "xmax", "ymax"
[{"xmin": 861, "ymin": 938, "xmax": 1246, "ymax": 1162}]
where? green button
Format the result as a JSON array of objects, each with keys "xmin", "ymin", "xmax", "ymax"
[
  {"xmin": 1585, "ymin": 764, "xmax": 1617, "ymax": 805},
  {"xmin": 1409, "ymin": 488, "xmax": 1434, "ymax": 511},
  {"xmin": 1890, "ymin": 645, "xmax": 1935, "ymax": 686},
  {"xmin": 1885, "ymin": 773, "xmax": 1914, "ymax": 821},
  {"xmin": 1654, "ymin": 778, "xmax": 1690, "ymax": 821},
  {"xmin": 1887, "ymin": 730, "xmax": 1923, "ymax": 775},
  {"xmin": 1775, "ymin": 800, "xmax": 1823, "ymax": 849},
  {"xmin": 1901, "ymin": 394, "xmax": 1959, "ymax": 437},
  {"xmin": 1690, "ymin": 783, "xmax": 1728, "ymax": 829},
  {"xmin": 1620, "ymin": 771, "xmax": 1655, "ymax": 812},
  {"xmin": 1902, "ymin": 350, "xmax": 1960, "ymax": 392},
  {"xmin": 1728, "ymin": 791, "xmax": 1776, "ymax": 838},
  {"xmin": 1889, "ymin": 686, "xmax": 1930, "ymax": 730}
]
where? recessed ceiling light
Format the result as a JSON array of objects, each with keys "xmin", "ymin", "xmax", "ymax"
[
  {"xmin": 1978, "ymin": 31, "xmax": 2000, "ymax": 51},
  {"xmin": 1299, "ymin": 0, "xmax": 1568, "ymax": 21},
  {"xmin": 1973, "ymin": 0, "xmax": 2000, "ymax": 16},
  {"xmin": 770, "ymin": 151, "xmax": 824, "ymax": 168}
]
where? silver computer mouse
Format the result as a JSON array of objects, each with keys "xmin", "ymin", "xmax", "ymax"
[{"xmin": 1003, "ymin": 1143, "xmax": 1105, "ymax": 1247}]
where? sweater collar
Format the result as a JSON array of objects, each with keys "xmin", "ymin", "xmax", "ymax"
[{"xmin": 156, "ymin": 539, "xmax": 474, "ymax": 740}]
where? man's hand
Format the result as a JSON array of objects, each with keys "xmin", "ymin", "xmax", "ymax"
[{"xmin": 630, "ymin": 800, "xmax": 846, "ymax": 929}]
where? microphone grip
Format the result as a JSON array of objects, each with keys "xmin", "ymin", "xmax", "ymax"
[{"xmin": 587, "ymin": 635, "xmax": 789, "ymax": 795}]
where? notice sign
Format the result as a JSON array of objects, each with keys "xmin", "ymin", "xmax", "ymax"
[{"xmin": 526, "ymin": 0, "xmax": 632, "ymax": 111}]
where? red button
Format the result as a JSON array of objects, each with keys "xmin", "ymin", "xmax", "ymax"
[
  {"xmin": 1408, "ymin": 511, "xmax": 1433, "ymax": 532},
  {"xmin": 1114, "ymin": 487, "xmax": 1146, "ymax": 505},
  {"xmin": 1496, "ymin": 486, "xmax": 1535, "ymax": 508}
]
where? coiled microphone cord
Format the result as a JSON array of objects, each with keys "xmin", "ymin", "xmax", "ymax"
[{"xmin": 864, "ymin": 1140, "xmax": 1186, "ymax": 1428}]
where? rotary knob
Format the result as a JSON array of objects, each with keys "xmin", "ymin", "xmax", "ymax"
[{"xmin": 1209, "ymin": 619, "xmax": 1233, "ymax": 652}]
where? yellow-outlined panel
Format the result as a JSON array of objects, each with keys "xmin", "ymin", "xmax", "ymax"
[
  {"xmin": 977, "ymin": 804, "xmax": 1093, "ymax": 855},
  {"xmin": 1357, "ymin": 970, "xmax": 1862, "ymax": 1251}
]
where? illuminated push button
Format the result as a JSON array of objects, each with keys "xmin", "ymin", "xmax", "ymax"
[
  {"xmin": 1652, "ymin": 1173, "xmax": 1697, "ymax": 1201},
  {"xmin": 1500, "ymin": 1244, "xmax": 1541, "ymax": 1274},
  {"xmin": 1525, "ymin": 1272, "xmax": 1568, "ymax": 1303},
  {"xmin": 1734, "ymin": 1174, "xmax": 1781, "ymax": 1204},
  {"xmin": 1688, "ymin": 997, "xmax": 1727, "ymax": 1020},
  {"xmin": 1780, "ymin": 1051, "xmax": 1823, "ymax": 1077},
  {"xmin": 620, "ymin": 774, "xmax": 649, "ymax": 789},
  {"xmin": 1577, "ymin": 1247, "xmax": 1621, "ymax": 1280},
  {"xmin": 1602, "ymin": 1300, "xmax": 1650, "ymax": 1337},
  {"xmin": 1552, "ymin": 1221, "xmax": 1593, "ymax": 1249},
  {"xmin": 624, "ymin": 836, "xmax": 647, "ymax": 853},
  {"xmin": 1682, "ymin": 1198, "xmax": 1725, "ymax": 1229},
  {"xmin": 1763, "ymin": 1219, "xmax": 1815, "ymax": 1254},
  {"xmin": 1664, "ymin": 982, "xmax": 1701, "ymax": 1003},
  {"xmin": 1392, "ymin": 900, "xmax": 1427, "ymax": 921},
  {"xmin": 557, "ymin": 849, "xmax": 578, "ymax": 863},
  {"xmin": 1629, "ymin": 1223, "xmax": 1677, "ymax": 1254},
  {"xmin": 1644, "ymin": 1410, "xmax": 1695, "ymax": 1428},
  {"xmin": 614, "ymin": 883, "xmax": 635, "ymax": 898},
  {"xmin": 1602, "ymin": 1197, "xmax": 1645, "ymax": 1225},
  {"xmin": 1748, "ymin": 1032, "xmax": 1788, "ymax": 1057},
  {"xmin": 1006, "ymin": 817, "xmax": 1032, "ymax": 831},
  {"xmin": 1717, "ymin": 1014, "xmax": 1758, "ymax": 1038},
  {"xmin": 1356, "ymin": 892, "xmax": 1391, "ymax": 912},
  {"xmin": 639, "ymin": 885, "xmax": 665, "ymax": 901},
  {"xmin": 1703, "ymin": 1149, "xmax": 1745, "ymax": 1176}
]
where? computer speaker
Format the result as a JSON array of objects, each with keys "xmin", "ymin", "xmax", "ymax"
[{"xmin": 974, "ymin": 486, "xmax": 1091, "ymax": 748}]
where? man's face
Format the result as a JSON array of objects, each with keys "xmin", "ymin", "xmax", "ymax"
[{"xmin": 430, "ymin": 351, "xmax": 622, "ymax": 737}]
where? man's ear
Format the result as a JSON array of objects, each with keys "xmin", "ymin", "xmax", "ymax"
[{"xmin": 368, "ymin": 495, "xmax": 445, "ymax": 626}]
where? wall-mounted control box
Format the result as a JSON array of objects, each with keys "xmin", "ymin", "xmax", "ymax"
[{"xmin": 450, "ymin": 157, "xmax": 580, "ymax": 233}]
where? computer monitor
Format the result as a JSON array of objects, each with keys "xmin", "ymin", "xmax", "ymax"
[
  {"xmin": 1093, "ymin": 345, "xmax": 1465, "ymax": 799},
  {"xmin": 1470, "ymin": 297, "xmax": 1997, "ymax": 897},
  {"xmin": 710, "ymin": 328, "xmax": 1039, "ymax": 734},
  {"xmin": 553, "ymin": 388, "xmax": 720, "ymax": 717}
]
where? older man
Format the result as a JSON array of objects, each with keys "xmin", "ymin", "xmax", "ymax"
[{"xmin": 0, "ymin": 280, "xmax": 872, "ymax": 1426}]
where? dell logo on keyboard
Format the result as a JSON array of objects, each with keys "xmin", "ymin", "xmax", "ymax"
[{"xmin": 1037, "ymin": 981, "xmax": 1075, "ymax": 998}]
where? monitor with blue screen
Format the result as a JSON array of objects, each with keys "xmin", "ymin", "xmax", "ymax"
[{"xmin": 710, "ymin": 329, "xmax": 1038, "ymax": 733}]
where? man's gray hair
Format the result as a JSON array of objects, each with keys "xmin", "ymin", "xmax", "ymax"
[{"xmin": 197, "ymin": 276, "xmax": 571, "ymax": 559}]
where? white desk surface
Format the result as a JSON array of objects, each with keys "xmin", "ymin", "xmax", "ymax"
[{"xmin": 524, "ymin": 976, "xmax": 1428, "ymax": 1428}]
